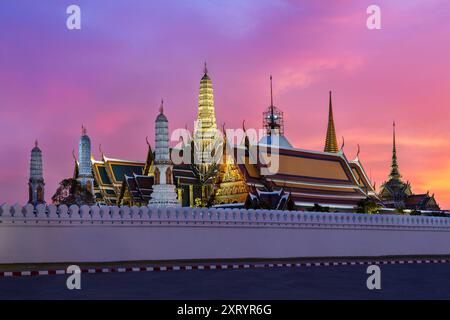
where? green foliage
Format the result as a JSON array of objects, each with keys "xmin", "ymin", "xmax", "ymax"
[
  {"xmin": 191, "ymin": 163, "xmax": 218, "ymax": 208},
  {"xmin": 195, "ymin": 197, "xmax": 207, "ymax": 208},
  {"xmin": 395, "ymin": 207, "xmax": 405, "ymax": 214},
  {"xmin": 356, "ymin": 197, "xmax": 380, "ymax": 214},
  {"xmin": 51, "ymin": 178, "xmax": 95, "ymax": 206}
]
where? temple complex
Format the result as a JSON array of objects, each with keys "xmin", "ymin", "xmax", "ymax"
[
  {"xmin": 65, "ymin": 64, "xmax": 442, "ymax": 212},
  {"xmin": 228, "ymin": 83, "xmax": 378, "ymax": 210}
]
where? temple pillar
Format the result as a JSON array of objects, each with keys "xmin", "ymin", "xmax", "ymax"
[
  {"xmin": 177, "ymin": 186, "xmax": 183, "ymax": 205},
  {"xmin": 189, "ymin": 185, "xmax": 194, "ymax": 207}
]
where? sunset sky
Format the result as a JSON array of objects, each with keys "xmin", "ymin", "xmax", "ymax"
[{"xmin": 1, "ymin": 1, "xmax": 450, "ymax": 208}]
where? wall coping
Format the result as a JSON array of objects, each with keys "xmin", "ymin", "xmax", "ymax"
[{"xmin": 0, "ymin": 203, "xmax": 449, "ymax": 231}]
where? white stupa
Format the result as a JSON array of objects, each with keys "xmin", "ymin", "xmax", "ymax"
[{"xmin": 148, "ymin": 100, "xmax": 180, "ymax": 207}]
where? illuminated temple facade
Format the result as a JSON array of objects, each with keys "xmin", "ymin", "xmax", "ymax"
[{"xmin": 69, "ymin": 65, "xmax": 439, "ymax": 212}]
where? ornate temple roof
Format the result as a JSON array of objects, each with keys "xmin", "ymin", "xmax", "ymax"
[
  {"xmin": 404, "ymin": 193, "xmax": 440, "ymax": 211},
  {"xmin": 379, "ymin": 122, "xmax": 411, "ymax": 204},
  {"xmin": 232, "ymin": 139, "xmax": 375, "ymax": 209},
  {"xmin": 85, "ymin": 155, "xmax": 146, "ymax": 205},
  {"xmin": 237, "ymin": 83, "xmax": 370, "ymax": 209},
  {"xmin": 245, "ymin": 189, "xmax": 294, "ymax": 210},
  {"xmin": 378, "ymin": 122, "xmax": 440, "ymax": 210},
  {"xmin": 348, "ymin": 151, "xmax": 377, "ymax": 196},
  {"xmin": 74, "ymin": 138, "xmax": 197, "ymax": 205},
  {"xmin": 118, "ymin": 173, "xmax": 154, "ymax": 205},
  {"xmin": 258, "ymin": 134, "xmax": 293, "ymax": 148}
]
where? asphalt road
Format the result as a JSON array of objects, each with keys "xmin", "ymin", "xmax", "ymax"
[{"xmin": 1, "ymin": 263, "xmax": 450, "ymax": 299}]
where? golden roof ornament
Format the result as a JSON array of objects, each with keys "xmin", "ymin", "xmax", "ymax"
[{"xmin": 324, "ymin": 91, "xmax": 339, "ymax": 153}]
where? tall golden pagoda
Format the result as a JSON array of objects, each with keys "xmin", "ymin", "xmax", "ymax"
[
  {"xmin": 193, "ymin": 62, "xmax": 218, "ymax": 167},
  {"xmin": 324, "ymin": 91, "xmax": 339, "ymax": 153}
]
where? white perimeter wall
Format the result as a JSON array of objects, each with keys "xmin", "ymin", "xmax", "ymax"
[{"xmin": 1, "ymin": 203, "xmax": 450, "ymax": 264}]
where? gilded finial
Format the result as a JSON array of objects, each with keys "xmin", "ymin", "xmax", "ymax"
[
  {"xmin": 324, "ymin": 91, "xmax": 339, "ymax": 153},
  {"xmin": 204, "ymin": 61, "xmax": 208, "ymax": 75}
]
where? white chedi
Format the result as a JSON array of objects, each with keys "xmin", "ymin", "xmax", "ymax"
[
  {"xmin": 148, "ymin": 100, "xmax": 180, "ymax": 207},
  {"xmin": 149, "ymin": 165, "xmax": 179, "ymax": 207}
]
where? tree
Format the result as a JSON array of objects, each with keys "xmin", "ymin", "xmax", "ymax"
[
  {"xmin": 356, "ymin": 197, "xmax": 380, "ymax": 214},
  {"xmin": 52, "ymin": 178, "xmax": 95, "ymax": 206},
  {"xmin": 395, "ymin": 207, "xmax": 405, "ymax": 214}
]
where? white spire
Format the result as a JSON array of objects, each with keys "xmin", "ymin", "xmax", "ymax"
[
  {"xmin": 154, "ymin": 100, "xmax": 170, "ymax": 163},
  {"xmin": 149, "ymin": 101, "xmax": 180, "ymax": 207},
  {"xmin": 77, "ymin": 126, "xmax": 94, "ymax": 195},
  {"xmin": 30, "ymin": 140, "xmax": 43, "ymax": 180}
]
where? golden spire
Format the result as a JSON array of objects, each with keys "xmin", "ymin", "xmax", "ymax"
[
  {"xmin": 324, "ymin": 91, "xmax": 339, "ymax": 153},
  {"xmin": 389, "ymin": 121, "xmax": 401, "ymax": 180},
  {"xmin": 194, "ymin": 62, "xmax": 217, "ymax": 162}
]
